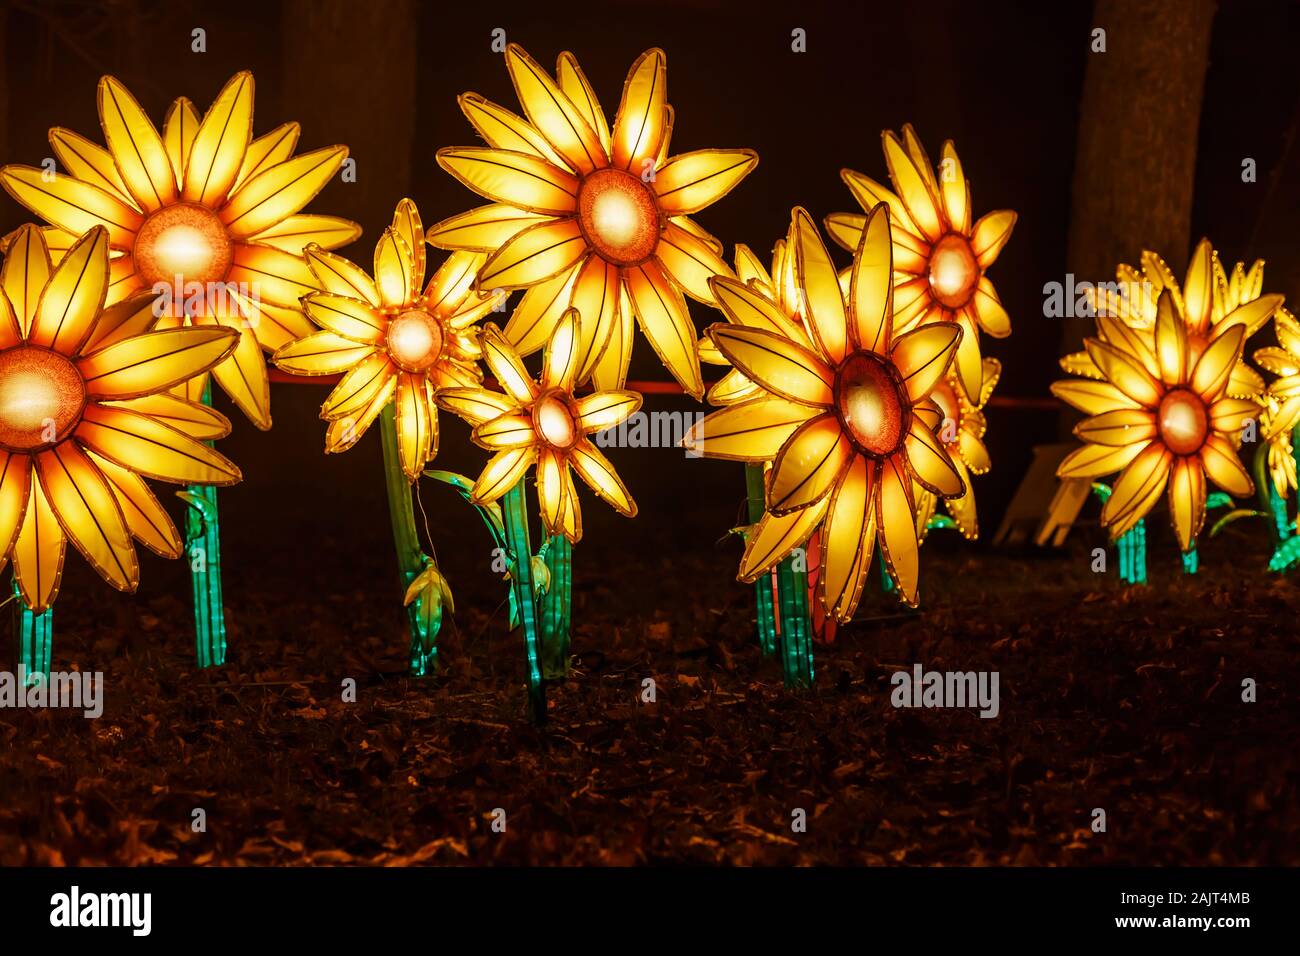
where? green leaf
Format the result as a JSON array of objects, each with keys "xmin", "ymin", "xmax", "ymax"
[
  {"xmin": 424, "ymin": 469, "xmax": 507, "ymax": 549},
  {"xmin": 1206, "ymin": 492, "xmax": 1233, "ymax": 510},
  {"xmin": 403, "ymin": 559, "xmax": 453, "ymax": 654},
  {"xmin": 926, "ymin": 514, "xmax": 958, "ymax": 532},
  {"xmin": 1209, "ymin": 508, "xmax": 1264, "ymax": 537},
  {"xmin": 1269, "ymin": 535, "xmax": 1300, "ymax": 572},
  {"xmin": 175, "ymin": 490, "xmax": 216, "ymax": 523},
  {"xmin": 1090, "ymin": 481, "xmax": 1112, "ymax": 504}
]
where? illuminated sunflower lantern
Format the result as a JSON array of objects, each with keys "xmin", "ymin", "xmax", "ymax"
[
  {"xmin": 439, "ymin": 311, "xmax": 641, "ymax": 541},
  {"xmin": 1054, "ymin": 289, "xmax": 1260, "ymax": 553},
  {"xmin": 0, "ymin": 225, "xmax": 240, "ymax": 613},
  {"xmin": 826, "ymin": 125, "xmax": 1015, "ymax": 400},
  {"xmin": 916, "ymin": 356, "xmax": 999, "ymax": 540},
  {"xmin": 685, "ymin": 205, "xmax": 964, "ymax": 617},
  {"xmin": 0, "ymin": 72, "xmax": 355, "ymax": 429},
  {"xmin": 429, "ymin": 44, "xmax": 758, "ymax": 397},
  {"xmin": 274, "ymin": 199, "xmax": 497, "ymax": 480},
  {"xmin": 1250, "ymin": 307, "xmax": 1300, "ymax": 498},
  {"xmin": 1061, "ymin": 241, "xmax": 1278, "ymax": 405}
]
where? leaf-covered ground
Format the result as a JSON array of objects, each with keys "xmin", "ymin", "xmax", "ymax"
[{"xmin": 1, "ymin": 464, "xmax": 1296, "ymax": 866}]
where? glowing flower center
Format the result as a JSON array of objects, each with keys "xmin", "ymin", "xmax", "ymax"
[
  {"xmin": 133, "ymin": 202, "xmax": 234, "ymax": 289},
  {"xmin": 577, "ymin": 168, "xmax": 661, "ymax": 266},
  {"xmin": 1158, "ymin": 387, "xmax": 1208, "ymax": 456},
  {"xmin": 930, "ymin": 380, "xmax": 962, "ymax": 441},
  {"xmin": 533, "ymin": 390, "xmax": 577, "ymax": 450},
  {"xmin": 386, "ymin": 309, "xmax": 444, "ymax": 372},
  {"xmin": 927, "ymin": 234, "xmax": 979, "ymax": 309},
  {"xmin": 0, "ymin": 346, "xmax": 86, "ymax": 452},
  {"xmin": 834, "ymin": 351, "xmax": 910, "ymax": 458}
]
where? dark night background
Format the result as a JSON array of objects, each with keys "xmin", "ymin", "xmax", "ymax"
[{"xmin": 0, "ymin": 0, "xmax": 1297, "ymax": 866}]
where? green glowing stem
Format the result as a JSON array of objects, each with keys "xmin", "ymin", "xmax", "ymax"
[
  {"xmin": 775, "ymin": 550, "xmax": 814, "ymax": 689},
  {"xmin": 502, "ymin": 480, "xmax": 546, "ymax": 723},
  {"xmin": 1182, "ymin": 545, "xmax": 1198, "ymax": 574},
  {"xmin": 744, "ymin": 464, "xmax": 778, "ymax": 656},
  {"xmin": 879, "ymin": 551, "xmax": 896, "ymax": 593},
  {"xmin": 186, "ymin": 381, "xmax": 226, "ymax": 669},
  {"xmin": 539, "ymin": 534, "xmax": 572, "ymax": 679},
  {"xmin": 1117, "ymin": 519, "xmax": 1147, "ymax": 585},
  {"xmin": 378, "ymin": 404, "xmax": 435, "ymax": 676},
  {"xmin": 12, "ymin": 579, "xmax": 50, "ymax": 686}
]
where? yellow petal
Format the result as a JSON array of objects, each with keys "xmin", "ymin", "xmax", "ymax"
[
  {"xmin": 0, "ymin": 224, "xmax": 51, "ymax": 336},
  {"xmin": 324, "ymin": 377, "xmax": 392, "ymax": 453},
  {"xmin": 439, "ymin": 146, "xmax": 580, "ymax": 217},
  {"xmin": 709, "ymin": 275, "xmax": 809, "ymax": 344},
  {"xmin": 502, "ymin": 261, "xmax": 580, "ymax": 357},
  {"xmin": 161, "ymin": 97, "xmax": 201, "ymax": 189},
  {"xmin": 570, "ymin": 440, "xmax": 636, "ymax": 515},
  {"xmin": 904, "ymin": 418, "xmax": 964, "ymax": 497},
  {"xmin": 683, "ymin": 395, "xmax": 813, "ymax": 460},
  {"xmin": 305, "ymin": 244, "xmax": 381, "ymax": 307},
  {"xmin": 425, "ymin": 203, "xmax": 550, "ymax": 252},
  {"xmin": 970, "ymin": 209, "xmax": 1016, "ymax": 269},
  {"xmin": 98, "ymin": 76, "xmax": 176, "ymax": 211},
  {"xmin": 106, "ymin": 392, "xmax": 230, "ymax": 441},
  {"xmin": 556, "ymin": 52, "xmax": 612, "ymax": 155},
  {"xmin": 958, "ymin": 431, "xmax": 991, "ymax": 475},
  {"xmin": 199, "ymin": 312, "xmax": 272, "ymax": 429},
  {"xmin": 86, "ymin": 449, "xmax": 181, "ymax": 558},
  {"xmin": 13, "ymin": 474, "xmax": 64, "ymax": 613},
  {"xmin": 1199, "ymin": 434, "xmax": 1253, "ymax": 497},
  {"xmin": 0, "ymin": 452, "xmax": 32, "ymax": 570},
  {"xmin": 738, "ymin": 496, "xmax": 829, "ymax": 582},
  {"xmin": 625, "ymin": 260, "xmax": 702, "ymax": 398},
  {"xmin": 575, "ymin": 390, "xmax": 640, "ymax": 431},
  {"xmin": 612, "ymin": 48, "xmax": 667, "ymax": 172},
  {"xmin": 391, "ymin": 199, "xmax": 426, "ymax": 295},
  {"xmin": 36, "ymin": 442, "xmax": 136, "ymax": 590},
  {"xmin": 1190, "ymin": 324, "xmax": 1245, "ymax": 403},
  {"xmin": 373, "ymin": 228, "xmax": 414, "ymax": 309},
  {"xmin": 892, "ymin": 322, "xmax": 961, "ymax": 401},
  {"xmin": 569, "ymin": 255, "xmax": 620, "ymax": 378},
  {"xmin": 590, "ymin": 285, "xmax": 634, "ymax": 392},
  {"xmin": 228, "ymin": 242, "xmax": 321, "ymax": 307},
  {"xmin": 322, "ymin": 351, "xmax": 395, "ymax": 420},
  {"xmin": 540, "ymin": 308, "xmax": 580, "ymax": 392},
  {"xmin": 303, "ymin": 292, "xmax": 385, "ymax": 344},
  {"xmin": 1153, "ymin": 289, "xmax": 1187, "ymax": 386},
  {"xmin": 478, "ymin": 217, "xmax": 587, "ymax": 291},
  {"xmin": 221, "ymin": 146, "xmax": 348, "ymax": 239},
  {"xmin": 971, "ymin": 277, "xmax": 1011, "ymax": 338},
  {"xmin": 0, "ymin": 165, "xmax": 142, "ymax": 247},
  {"xmin": 76, "ymin": 405, "xmax": 240, "ymax": 485},
  {"xmin": 474, "ymin": 411, "xmax": 535, "ymax": 449},
  {"xmin": 182, "ymin": 71, "xmax": 254, "ymax": 206},
  {"xmin": 480, "ymin": 324, "xmax": 538, "ymax": 405},
  {"xmin": 231, "ymin": 121, "xmax": 300, "ymax": 193},
  {"xmin": 537, "ymin": 448, "xmax": 565, "ymax": 533},
  {"xmin": 882, "ymin": 131, "xmax": 943, "ymax": 242},
  {"xmin": 28, "ymin": 226, "xmax": 109, "ymax": 355},
  {"xmin": 791, "ymin": 208, "xmax": 849, "ymax": 364},
  {"xmin": 1074, "ymin": 408, "xmax": 1157, "ymax": 447},
  {"xmin": 1102, "ymin": 441, "xmax": 1171, "ymax": 538},
  {"xmin": 767, "ymin": 413, "xmax": 852, "ymax": 514},
  {"xmin": 653, "ymin": 149, "xmax": 759, "ymax": 216},
  {"xmin": 1057, "ymin": 439, "xmax": 1147, "ymax": 479},
  {"xmin": 1085, "ymin": 338, "xmax": 1163, "ymax": 408},
  {"xmin": 437, "ymin": 386, "xmax": 518, "ymax": 426},
  {"xmin": 49, "ymin": 127, "xmax": 134, "ymax": 208},
  {"xmin": 654, "ymin": 220, "xmax": 732, "ymax": 304},
  {"xmin": 708, "ymin": 323, "xmax": 833, "ymax": 406},
  {"xmin": 819, "ymin": 454, "xmax": 875, "ymax": 622},
  {"xmin": 425, "ymin": 250, "xmax": 488, "ymax": 317},
  {"xmin": 470, "ymin": 446, "xmax": 535, "ymax": 505},
  {"xmin": 1182, "ymin": 238, "xmax": 1213, "ymax": 335},
  {"xmin": 274, "ymin": 331, "xmax": 375, "ymax": 376},
  {"xmin": 458, "ymin": 93, "xmax": 566, "ymax": 168},
  {"xmin": 83, "ymin": 291, "xmax": 156, "ymax": 352},
  {"xmin": 248, "ymin": 214, "xmax": 361, "ymax": 254},
  {"xmin": 79, "ymin": 325, "xmax": 236, "ymax": 400},
  {"xmin": 1208, "ymin": 396, "xmax": 1260, "ymax": 437},
  {"xmin": 938, "ymin": 141, "xmax": 969, "ymax": 234},
  {"xmin": 876, "ymin": 455, "xmax": 921, "ymax": 606},
  {"xmin": 395, "ymin": 372, "xmax": 434, "ymax": 481},
  {"xmin": 838, "ymin": 167, "xmax": 921, "ymax": 239},
  {"xmin": 1167, "ymin": 455, "xmax": 1206, "ymax": 553},
  {"xmin": 248, "ymin": 297, "xmax": 314, "ymax": 352},
  {"xmin": 848, "ymin": 203, "xmax": 893, "ymax": 355},
  {"xmin": 505, "ymin": 44, "xmax": 607, "ymax": 174}
]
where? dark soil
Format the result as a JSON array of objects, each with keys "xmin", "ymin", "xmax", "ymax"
[{"xmin": 0, "ymin": 403, "xmax": 1297, "ymax": 866}]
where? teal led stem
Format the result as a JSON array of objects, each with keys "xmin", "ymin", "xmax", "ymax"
[
  {"xmin": 184, "ymin": 381, "xmax": 226, "ymax": 669},
  {"xmin": 1117, "ymin": 520, "xmax": 1147, "ymax": 585},
  {"xmin": 539, "ymin": 534, "xmax": 572, "ymax": 679},
  {"xmin": 502, "ymin": 480, "xmax": 546, "ymax": 722},
  {"xmin": 879, "ymin": 551, "xmax": 896, "ymax": 593},
  {"xmin": 744, "ymin": 464, "xmax": 778, "ymax": 656},
  {"xmin": 378, "ymin": 404, "xmax": 435, "ymax": 676},
  {"xmin": 1181, "ymin": 545, "xmax": 1198, "ymax": 575},
  {"xmin": 12, "ymin": 579, "xmax": 50, "ymax": 686},
  {"xmin": 1252, "ymin": 441, "xmax": 1286, "ymax": 545},
  {"xmin": 775, "ymin": 550, "xmax": 814, "ymax": 689}
]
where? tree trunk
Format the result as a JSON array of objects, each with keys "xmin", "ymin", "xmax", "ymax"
[
  {"xmin": 281, "ymin": 0, "xmax": 418, "ymax": 240},
  {"xmin": 1064, "ymin": 0, "xmax": 1216, "ymax": 357}
]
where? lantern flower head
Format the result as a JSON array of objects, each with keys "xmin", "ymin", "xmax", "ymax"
[
  {"xmin": 273, "ymin": 200, "xmax": 498, "ymax": 481},
  {"xmin": 1253, "ymin": 305, "xmax": 1300, "ymax": 496},
  {"xmin": 0, "ymin": 225, "xmax": 242, "ymax": 612},
  {"xmin": 1061, "ymin": 240, "xmax": 1279, "ymax": 403},
  {"xmin": 0, "ymin": 72, "xmax": 357, "ymax": 430},
  {"xmin": 917, "ymin": 356, "xmax": 999, "ymax": 540},
  {"xmin": 1054, "ymin": 288, "xmax": 1261, "ymax": 552},
  {"xmin": 684, "ymin": 205, "xmax": 965, "ymax": 616},
  {"xmin": 438, "ymin": 310, "xmax": 641, "ymax": 543},
  {"xmin": 826, "ymin": 124, "xmax": 1015, "ymax": 401},
  {"xmin": 428, "ymin": 44, "xmax": 758, "ymax": 398}
]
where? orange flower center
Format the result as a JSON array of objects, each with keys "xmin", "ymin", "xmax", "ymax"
[
  {"xmin": 929, "ymin": 379, "xmax": 962, "ymax": 442},
  {"xmin": 386, "ymin": 309, "xmax": 444, "ymax": 372},
  {"xmin": 577, "ymin": 168, "xmax": 661, "ymax": 266},
  {"xmin": 0, "ymin": 346, "xmax": 86, "ymax": 452},
  {"xmin": 532, "ymin": 389, "xmax": 578, "ymax": 450},
  {"xmin": 835, "ymin": 351, "xmax": 910, "ymax": 458},
  {"xmin": 133, "ymin": 202, "xmax": 235, "ymax": 289},
  {"xmin": 927, "ymin": 234, "xmax": 979, "ymax": 309},
  {"xmin": 1158, "ymin": 387, "xmax": 1208, "ymax": 455}
]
